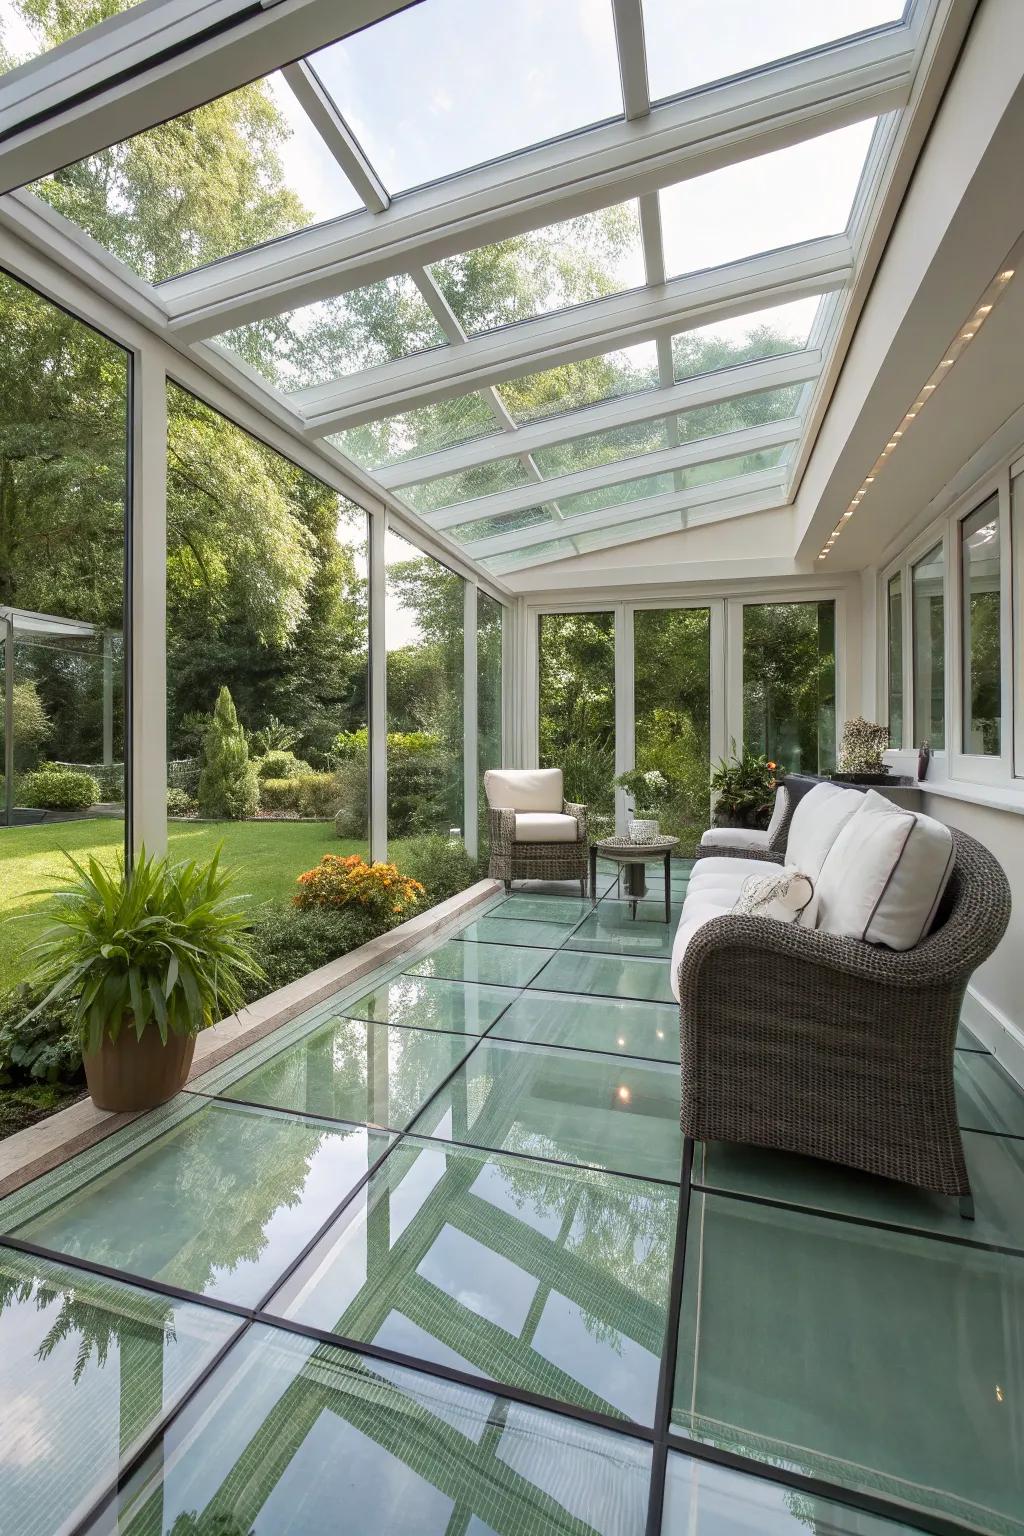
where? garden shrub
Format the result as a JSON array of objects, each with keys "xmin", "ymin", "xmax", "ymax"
[
  {"xmin": 198, "ymin": 686, "xmax": 259, "ymax": 819},
  {"xmin": 396, "ymin": 835, "xmax": 480, "ymax": 905},
  {"xmin": 294, "ymin": 772, "xmax": 339, "ymax": 819},
  {"xmin": 166, "ymin": 786, "xmax": 198, "ymax": 816},
  {"xmin": 331, "ymin": 729, "xmax": 455, "ymax": 839},
  {"xmin": 258, "ymin": 777, "xmax": 301, "ymax": 813},
  {"xmin": 256, "ymin": 750, "xmax": 313, "ymax": 781},
  {"xmin": 0, "ymin": 983, "xmax": 83, "ymax": 1087},
  {"xmin": 294, "ymin": 853, "xmax": 424, "ymax": 924},
  {"xmin": 241, "ymin": 904, "xmax": 384, "ymax": 1003},
  {"xmin": 18, "ymin": 767, "xmax": 100, "ymax": 810}
]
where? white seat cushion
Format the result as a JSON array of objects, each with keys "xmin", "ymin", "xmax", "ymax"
[
  {"xmin": 514, "ymin": 811, "xmax": 579, "ymax": 843},
  {"xmin": 700, "ymin": 826, "xmax": 771, "ymax": 850},
  {"xmin": 485, "ymin": 768, "xmax": 563, "ymax": 813},
  {"xmin": 670, "ymin": 855, "xmax": 783, "ymax": 1001},
  {"xmin": 815, "ymin": 789, "xmax": 955, "ymax": 950}
]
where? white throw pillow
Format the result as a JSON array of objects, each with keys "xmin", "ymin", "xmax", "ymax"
[
  {"xmin": 815, "ymin": 790, "xmax": 955, "ymax": 949},
  {"xmin": 734, "ymin": 865, "xmax": 814, "ymax": 924},
  {"xmin": 785, "ymin": 782, "xmax": 864, "ymax": 884}
]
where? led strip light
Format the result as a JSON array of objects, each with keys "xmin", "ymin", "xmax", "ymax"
[{"xmin": 817, "ymin": 256, "xmax": 1018, "ymax": 560}]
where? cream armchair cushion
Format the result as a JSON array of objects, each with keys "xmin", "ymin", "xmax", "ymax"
[
  {"xmin": 484, "ymin": 768, "xmax": 564, "ymax": 813},
  {"xmin": 514, "ymin": 812, "xmax": 580, "ymax": 843}
]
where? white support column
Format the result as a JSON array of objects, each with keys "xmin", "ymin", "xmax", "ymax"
[
  {"xmin": 130, "ymin": 345, "xmax": 167, "ymax": 858},
  {"xmin": 614, "ymin": 603, "xmax": 633, "ymax": 836},
  {"xmin": 709, "ymin": 600, "xmax": 728, "ymax": 769},
  {"xmin": 501, "ymin": 600, "xmax": 517, "ymax": 768},
  {"xmin": 463, "ymin": 582, "xmax": 478, "ymax": 861},
  {"xmin": 369, "ymin": 510, "xmax": 388, "ymax": 861}
]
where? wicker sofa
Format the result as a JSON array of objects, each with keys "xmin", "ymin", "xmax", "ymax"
[
  {"xmin": 674, "ymin": 787, "xmax": 1011, "ymax": 1216},
  {"xmin": 484, "ymin": 768, "xmax": 588, "ymax": 893}
]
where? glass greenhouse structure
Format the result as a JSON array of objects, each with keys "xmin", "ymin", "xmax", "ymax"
[{"xmin": 1, "ymin": 0, "xmax": 1023, "ymax": 1532}]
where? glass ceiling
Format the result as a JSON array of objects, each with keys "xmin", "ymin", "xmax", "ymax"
[{"xmin": 0, "ymin": 0, "xmax": 932, "ymax": 578}]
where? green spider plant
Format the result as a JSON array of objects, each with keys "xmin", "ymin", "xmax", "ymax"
[{"xmin": 20, "ymin": 848, "xmax": 265, "ymax": 1054}]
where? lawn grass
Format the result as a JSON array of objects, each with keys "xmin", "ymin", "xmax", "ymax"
[{"xmin": 0, "ymin": 817, "xmax": 367, "ymax": 998}]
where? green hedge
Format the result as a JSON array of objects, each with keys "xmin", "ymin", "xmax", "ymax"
[
  {"xmin": 18, "ymin": 768, "xmax": 100, "ymax": 810},
  {"xmin": 258, "ymin": 772, "xmax": 340, "ymax": 818}
]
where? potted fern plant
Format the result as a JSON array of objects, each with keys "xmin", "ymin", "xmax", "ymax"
[{"xmin": 20, "ymin": 849, "xmax": 264, "ymax": 1113}]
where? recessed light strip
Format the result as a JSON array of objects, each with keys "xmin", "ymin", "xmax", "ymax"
[{"xmin": 817, "ymin": 261, "xmax": 1017, "ymax": 560}]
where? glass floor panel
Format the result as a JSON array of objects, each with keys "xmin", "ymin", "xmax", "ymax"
[
  {"xmin": 0, "ymin": 1248, "xmax": 238, "ymax": 1536},
  {"xmin": 698, "ymin": 1130, "xmax": 1024, "ymax": 1253},
  {"xmin": 2, "ymin": 1099, "xmax": 392, "ymax": 1306},
  {"xmin": 91, "ymin": 1323, "xmax": 654, "ymax": 1536},
  {"xmin": 342, "ymin": 974, "xmax": 514, "ymax": 1034},
  {"xmin": 456, "ymin": 915, "xmax": 585, "ymax": 947},
  {"xmin": 493, "ymin": 990, "xmax": 679, "ymax": 1064},
  {"xmin": 409, "ymin": 1038, "xmax": 685, "ymax": 1182},
  {"xmin": 489, "ymin": 895, "xmax": 596, "ymax": 923},
  {"xmin": 660, "ymin": 1449, "xmax": 922, "ymax": 1534},
  {"xmin": 219, "ymin": 1015, "xmax": 476, "ymax": 1131},
  {"xmin": 565, "ymin": 905, "xmax": 682, "ymax": 959},
  {"xmin": 531, "ymin": 950, "xmax": 677, "ymax": 1005},
  {"xmin": 268, "ymin": 1137, "xmax": 676, "ymax": 1423},
  {"xmin": 955, "ymin": 1050, "xmax": 1024, "ymax": 1136},
  {"xmin": 404, "ymin": 938, "xmax": 554, "ymax": 987},
  {"xmin": 673, "ymin": 1191, "xmax": 1024, "ymax": 1531}
]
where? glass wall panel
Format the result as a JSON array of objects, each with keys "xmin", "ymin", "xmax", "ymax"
[
  {"xmin": 538, "ymin": 612, "xmax": 615, "ymax": 827},
  {"xmin": 384, "ymin": 531, "xmax": 464, "ymax": 845},
  {"xmin": 961, "ymin": 497, "xmax": 1002, "ymax": 756},
  {"xmin": 634, "ymin": 609, "xmax": 711, "ymax": 851},
  {"xmin": 887, "ymin": 572, "xmax": 904, "ymax": 749},
  {"xmin": 477, "ymin": 592, "xmax": 504, "ymax": 854},
  {"xmin": 165, "ymin": 384, "xmax": 369, "ymax": 915},
  {"xmin": 912, "ymin": 544, "xmax": 945, "ymax": 750},
  {"xmin": 743, "ymin": 601, "xmax": 836, "ymax": 772},
  {"xmin": 0, "ymin": 271, "xmax": 129, "ymax": 996}
]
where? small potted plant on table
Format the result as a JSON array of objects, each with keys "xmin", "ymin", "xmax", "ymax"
[
  {"xmin": 614, "ymin": 767, "xmax": 671, "ymax": 843},
  {"xmin": 20, "ymin": 849, "xmax": 263, "ymax": 1113},
  {"xmin": 833, "ymin": 716, "xmax": 892, "ymax": 784}
]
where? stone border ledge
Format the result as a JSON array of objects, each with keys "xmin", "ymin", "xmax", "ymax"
[{"xmin": 0, "ymin": 877, "xmax": 501, "ymax": 1200}]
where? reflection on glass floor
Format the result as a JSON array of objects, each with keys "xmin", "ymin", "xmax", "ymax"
[{"xmin": 0, "ymin": 858, "xmax": 1021, "ymax": 1534}]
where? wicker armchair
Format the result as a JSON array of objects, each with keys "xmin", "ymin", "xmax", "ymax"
[
  {"xmin": 678, "ymin": 829, "xmax": 1011, "ymax": 1215},
  {"xmin": 484, "ymin": 768, "xmax": 588, "ymax": 894}
]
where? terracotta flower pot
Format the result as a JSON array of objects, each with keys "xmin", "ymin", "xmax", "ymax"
[{"xmin": 83, "ymin": 1020, "xmax": 195, "ymax": 1113}]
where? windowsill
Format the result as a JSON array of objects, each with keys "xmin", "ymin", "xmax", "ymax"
[{"xmin": 883, "ymin": 752, "xmax": 1024, "ymax": 816}]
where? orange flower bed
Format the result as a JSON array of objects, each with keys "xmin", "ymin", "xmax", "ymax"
[{"xmin": 294, "ymin": 853, "xmax": 424, "ymax": 923}]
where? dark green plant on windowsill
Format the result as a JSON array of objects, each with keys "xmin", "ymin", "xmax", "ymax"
[{"xmin": 709, "ymin": 746, "xmax": 782, "ymax": 829}]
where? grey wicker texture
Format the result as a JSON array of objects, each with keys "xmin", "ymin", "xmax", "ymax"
[
  {"xmin": 484, "ymin": 772, "xmax": 588, "ymax": 891},
  {"xmin": 677, "ymin": 828, "xmax": 1011, "ymax": 1199},
  {"xmin": 595, "ymin": 836, "xmax": 679, "ymax": 856}
]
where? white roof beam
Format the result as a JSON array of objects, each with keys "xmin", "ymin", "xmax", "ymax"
[
  {"xmin": 0, "ymin": 0, "xmax": 417, "ymax": 194},
  {"xmin": 282, "ymin": 61, "xmax": 389, "ymax": 213},
  {"xmin": 295, "ymin": 239, "xmax": 850, "ymax": 433},
  {"xmin": 424, "ymin": 418, "xmax": 800, "ymax": 530},
  {"xmin": 375, "ymin": 348, "xmax": 822, "ymax": 488},
  {"xmin": 611, "ymin": 0, "xmax": 651, "ymax": 121},
  {"xmin": 161, "ymin": 27, "xmax": 911, "ymax": 338},
  {"xmin": 462, "ymin": 468, "xmax": 787, "ymax": 559}
]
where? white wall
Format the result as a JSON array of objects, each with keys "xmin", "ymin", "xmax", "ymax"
[{"xmin": 920, "ymin": 795, "xmax": 1024, "ymax": 1084}]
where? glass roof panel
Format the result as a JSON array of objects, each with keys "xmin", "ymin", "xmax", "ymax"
[
  {"xmin": 529, "ymin": 384, "xmax": 803, "ymax": 479},
  {"xmin": 451, "ymin": 506, "xmax": 558, "ymax": 545},
  {"xmin": 672, "ymin": 295, "xmax": 824, "ymax": 381},
  {"xmin": 1, "ymin": 1, "xmax": 144, "ymax": 72},
  {"xmin": 400, "ymin": 456, "xmax": 535, "ymax": 515},
  {"xmin": 331, "ymin": 393, "xmax": 502, "ymax": 471},
  {"xmin": 213, "ymin": 277, "xmax": 447, "ymax": 392},
  {"xmin": 643, "ymin": 1, "xmax": 905, "ymax": 105},
  {"xmin": 496, "ymin": 341, "xmax": 660, "ymax": 425},
  {"xmin": 307, "ymin": 0, "xmax": 623, "ymax": 194},
  {"xmin": 28, "ymin": 70, "xmax": 362, "ymax": 282},
  {"xmin": 660, "ymin": 120, "xmax": 876, "ymax": 280},
  {"xmin": 548, "ymin": 444, "xmax": 789, "ymax": 522},
  {"xmin": 429, "ymin": 202, "xmax": 645, "ymax": 336},
  {"xmin": 484, "ymin": 537, "xmax": 578, "ymax": 573}
]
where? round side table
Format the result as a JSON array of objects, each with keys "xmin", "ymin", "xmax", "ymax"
[{"xmin": 590, "ymin": 836, "xmax": 680, "ymax": 921}]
